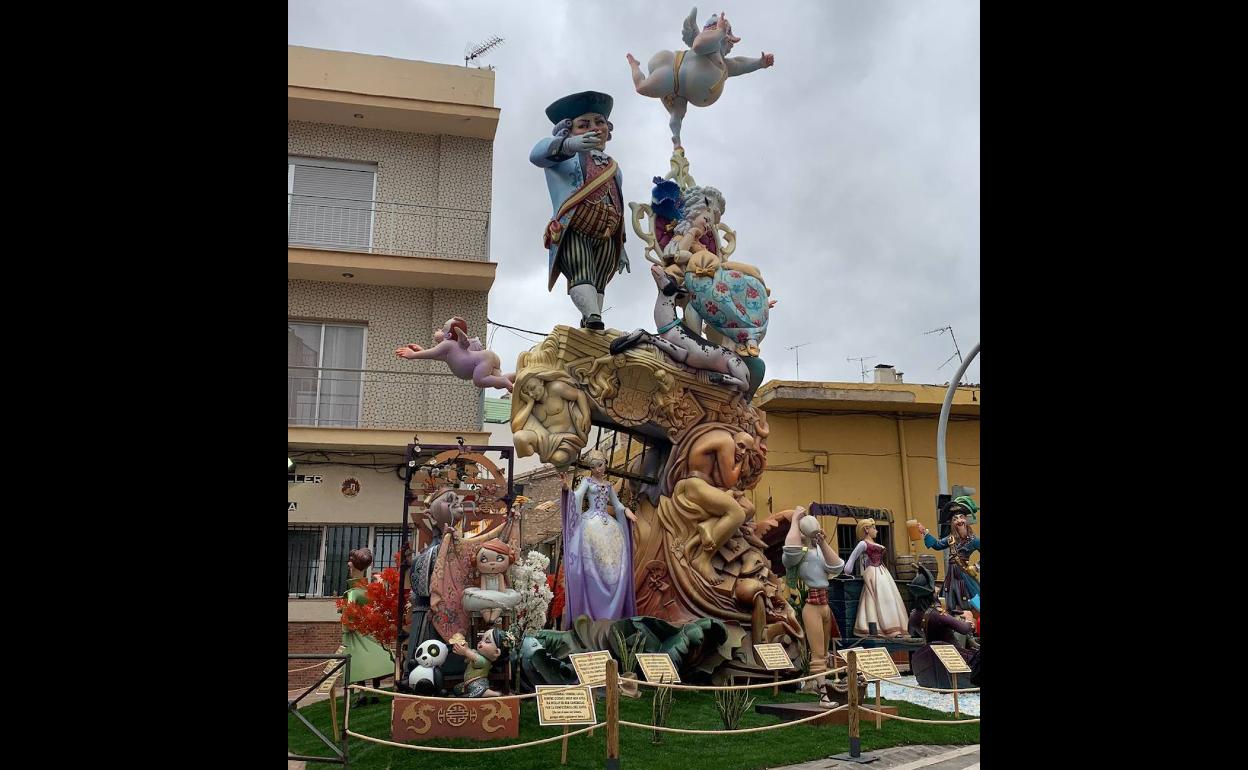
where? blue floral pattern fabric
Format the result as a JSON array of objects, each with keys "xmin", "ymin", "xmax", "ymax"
[{"xmin": 684, "ymin": 267, "xmax": 769, "ymax": 349}]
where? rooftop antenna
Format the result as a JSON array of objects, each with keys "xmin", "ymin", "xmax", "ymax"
[
  {"xmin": 925, "ymin": 326, "xmax": 965, "ymax": 383},
  {"xmin": 465, "ymin": 36, "xmax": 504, "ymax": 67},
  {"xmin": 786, "ymin": 342, "xmax": 812, "ymax": 379},
  {"xmin": 847, "ymin": 355, "xmax": 876, "ymax": 382}
]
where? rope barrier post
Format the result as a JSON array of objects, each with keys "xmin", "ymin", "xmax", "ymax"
[
  {"xmin": 606, "ymin": 659, "xmax": 621, "ymax": 770},
  {"xmin": 874, "ymin": 680, "xmax": 881, "ymax": 730},
  {"xmin": 561, "ymin": 725, "xmax": 570, "ymax": 765},
  {"xmin": 343, "ymin": 657, "xmax": 351, "ymax": 767},
  {"xmin": 829, "ymin": 650, "xmax": 878, "ymax": 764},
  {"xmin": 952, "ymin": 673, "xmax": 959, "ymax": 718},
  {"xmin": 329, "ymin": 678, "xmax": 339, "ymax": 740}
]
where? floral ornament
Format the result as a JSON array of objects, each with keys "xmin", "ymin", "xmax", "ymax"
[
  {"xmin": 508, "ymin": 550, "xmax": 554, "ymax": 638},
  {"xmin": 335, "ymin": 567, "xmax": 401, "ymax": 646}
]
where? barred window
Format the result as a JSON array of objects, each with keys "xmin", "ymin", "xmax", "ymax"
[{"xmin": 287, "ymin": 524, "xmax": 411, "ymax": 597}]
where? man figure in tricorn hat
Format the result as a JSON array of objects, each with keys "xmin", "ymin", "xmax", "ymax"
[{"xmin": 530, "ymin": 91, "xmax": 629, "ymax": 330}]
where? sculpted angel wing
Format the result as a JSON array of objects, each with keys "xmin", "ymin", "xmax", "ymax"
[{"xmin": 682, "ymin": 6, "xmax": 699, "ymax": 47}]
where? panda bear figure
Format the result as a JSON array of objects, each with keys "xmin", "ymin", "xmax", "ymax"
[{"xmin": 407, "ymin": 639, "xmax": 448, "ymax": 695}]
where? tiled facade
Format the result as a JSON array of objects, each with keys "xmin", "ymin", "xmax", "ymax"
[
  {"xmin": 289, "ymin": 52, "xmax": 499, "ymax": 668},
  {"xmin": 288, "ymin": 279, "xmax": 485, "ymax": 429},
  {"xmin": 288, "ymin": 121, "xmax": 492, "ymax": 260}
]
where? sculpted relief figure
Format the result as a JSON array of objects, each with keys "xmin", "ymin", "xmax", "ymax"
[
  {"xmin": 510, "ymin": 368, "xmax": 592, "ymax": 468},
  {"xmin": 661, "ymin": 422, "xmax": 766, "ymax": 583}
]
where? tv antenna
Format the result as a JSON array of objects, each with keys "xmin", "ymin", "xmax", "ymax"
[
  {"xmin": 786, "ymin": 342, "xmax": 812, "ymax": 379},
  {"xmin": 465, "ymin": 36, "xmax": 504, "ymax": 67},
  {"xmin": 846, "ymin": 355, "xmax": 876, "ymax": 382},
  {"xmin": 925, "ymin": 325, "xmax": 965, "ymax": 382}
]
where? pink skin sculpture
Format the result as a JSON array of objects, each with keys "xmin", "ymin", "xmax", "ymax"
[
  {"xmin": 395, "ymin": 317, "xmax": 516, "ymax": 391},
  {"xmin": 626, "ymin": 9, "xmax": 775, "ymax": 148}
]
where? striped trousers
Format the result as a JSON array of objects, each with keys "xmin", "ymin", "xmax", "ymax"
[{"xmin": 556, "ymin": 230, "xmax": 620, "ymax": 293}]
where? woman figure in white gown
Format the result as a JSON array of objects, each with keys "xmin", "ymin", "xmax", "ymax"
[
  {"xmin": 561, "ymin": 450, "xmax": 638, "ymax": 622},
  {"xmin": 844, "ymin": 518, "xmax": 909, "ymax": 638}
]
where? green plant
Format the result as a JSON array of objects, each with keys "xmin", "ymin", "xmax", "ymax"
[
  {"xmin": 612, "ymin": 629, "xmax": 646, "ymax": 676},
  {"xmin": 712, "ymin": 682, "xmax": 755, "ymax": 731},
  {"xmin": 651, "ymin": 685, "xmax": 675, "ymax": 744}
]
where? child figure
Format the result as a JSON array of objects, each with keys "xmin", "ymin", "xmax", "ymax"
[
  {"xmin": 461, "ymin": 538, "xmax": 521, "ymax": 625},
  {"xmin": 451, "ymin": 627, "xmax": 516, "ymax": 698}
]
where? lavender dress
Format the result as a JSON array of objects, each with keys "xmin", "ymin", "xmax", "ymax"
[{"xmin": 561, "ymin": 478, "xmax": 636, "ymax": 624}]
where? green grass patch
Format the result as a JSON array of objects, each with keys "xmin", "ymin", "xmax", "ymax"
[{"xmin": 289, "ymin": 688, "xmax": 978, "ymax": 769}]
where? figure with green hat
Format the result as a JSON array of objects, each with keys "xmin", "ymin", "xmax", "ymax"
[
  {"xmin": 530, "ymin": 91, "xmax": 629, "ymax": 330},
  {"xmin": 916, "ymin": 495, "xmax": 981, "ymax": 614}
]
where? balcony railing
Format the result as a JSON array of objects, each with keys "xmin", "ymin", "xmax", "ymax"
[
  {"xmin": 287, "ymin": 195, "xmax": 490, "ymax": 261},
  {"xmin": 287, "ymin": 365, "xmax": 485, "ymax": 429}
]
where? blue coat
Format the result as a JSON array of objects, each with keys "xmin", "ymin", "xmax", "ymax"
[{"xmin": 530, "ymin": 137, "xmax": 629, "ymax": 291}]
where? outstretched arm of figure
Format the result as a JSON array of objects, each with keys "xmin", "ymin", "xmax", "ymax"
[
  {"xmin": 395, "ymin": 339, "xmax": 457, "ymax": 360},
  {"xmin": 573, "ymin": 477, "xmax": 591, "ymax": 516},
  {"xmin": 916, "ymin": 523, "xmax": 950, "ymax": 550},
  {"xmin": 812, "ymin": 528, "xmax": 844, "ymax": 573},
  {"xmin": 843, "ymin": 540, "xmax": 867, "ymax": 576},
  {"xmin": 530, "ymin": 137, "xmax": 571, "ymax": 168},
  {"xmin": 606, "ymin": 482, "xmax": 636, "ymax": 523},
  {"xmin": 725, "ymin": 53, "xmax": 775, "ymax": 76}
]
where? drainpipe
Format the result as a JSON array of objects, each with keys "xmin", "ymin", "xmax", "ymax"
[
  {"xmin": 896, "ymin": 415, "xmax": 914, "ymax": 554},
  {"xmin": 937, "ymin": 343, "xmax": 980, "ymax": 495}
]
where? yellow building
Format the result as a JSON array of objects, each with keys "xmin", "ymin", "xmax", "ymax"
[{"xmin": 747, "ymin": 373, "xmax": 980, "ymax": 581}]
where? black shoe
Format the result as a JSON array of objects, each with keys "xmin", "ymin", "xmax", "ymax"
[
  {"xmin": 586, "ymin": 315, "xmax": 605, "ymax": 331},
  {"xmin": 610, "ymin": 329, "xmax": 649, "ymax": 355},
  {"xmin": 661, "ymin": 275, "xmax": 681, "ymax": 296}
]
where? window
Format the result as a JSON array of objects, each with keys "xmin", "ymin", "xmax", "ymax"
[
  {"xmin": 288, "ymin": 321, "xmax": 366, "ymax": 427},
  {"xmin": 372, "ymin": 526, "xmax": 405, "ymax": 570},
  {"xmin": 288, "ymin": 156, "xmax": 377, "ymax": 251},
  {"xmin": 287, "ymin": 525, "xmax": 322, "ymax": 595},
  {"xmin": 287, "ymin": 524, "xmax": 411, "ymax": 598}
]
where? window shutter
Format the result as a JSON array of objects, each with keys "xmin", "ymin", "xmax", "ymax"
[{"xmin": 288, "ymin": 160, "xmax": 375, "ymax": 251}]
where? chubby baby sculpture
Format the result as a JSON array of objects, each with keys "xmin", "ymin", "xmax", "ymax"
[
  {"xmin": 395, "ymin": 317, "xmax": 516, "ymax": 391},
  {"xmin": 627, "ymin": 8, "xmax": 775, "ymax": 148}
]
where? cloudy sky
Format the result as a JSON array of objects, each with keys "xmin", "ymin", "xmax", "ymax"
[{"xmin": 289, "ymin": 0, "xmax": 980, "ymax": 394}]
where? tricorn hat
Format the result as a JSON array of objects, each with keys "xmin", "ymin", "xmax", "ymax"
[
  {"xmin": 545, "ymin": 91, "xmax": 614, "ymax": 124},
  {"xmin": 909, "ymin": 564, "xmax": 936, "ymax": 597},
  {"xmin": 944, "ymin": 495, "xmax": 978, "ymax": 525}
]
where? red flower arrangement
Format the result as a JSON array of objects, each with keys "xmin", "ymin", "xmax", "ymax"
[
  {"xmin": 335, "ymin": 554, "xmax": 402, "ymax": 647},
  {"xmin": 548, "ymin": 563, "xmax": 566, "ymax": 623}
]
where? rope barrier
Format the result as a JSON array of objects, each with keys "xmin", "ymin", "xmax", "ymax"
[
  {"xmin": 287, "ymin": 660, "xmax": 334, "ymax": 674},
  {"xmin": 879, "ymin": 678, "xmax": 979, "ymax": 694},
  {"xmin": 344, "ymin": 723, "xmax": 604, "ymax": 753},
  {"xmin": 632, "ymin": 667, "xmax": 848, "ymax": 692},
  {"xmin": 619, "ymin": 704, "xmax": 849, "ymax": 735},
  {"xmin": 348, "ymin": 681, "xmax": 593, "ymax": 702},
  {"xmin": 858, "ymin": 706, "xmax": 979, "ymax": 725}
]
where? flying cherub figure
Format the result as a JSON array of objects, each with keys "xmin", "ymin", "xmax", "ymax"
[
  {"xmin": 395, "ymin": 317, "xmax": 516, "ymax": 391},
  {"xmin": 626, "ymin": 8, "xmax": 775, "ymax": 148}
]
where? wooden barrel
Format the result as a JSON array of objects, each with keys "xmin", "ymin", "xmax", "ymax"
[
  {"xmin": 894, "ymin": 554, "xmax": 917, "ymax": 582},
  {"xmin": 918, "ymin": 554, "xmax": 939, "ymax": 576}
]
